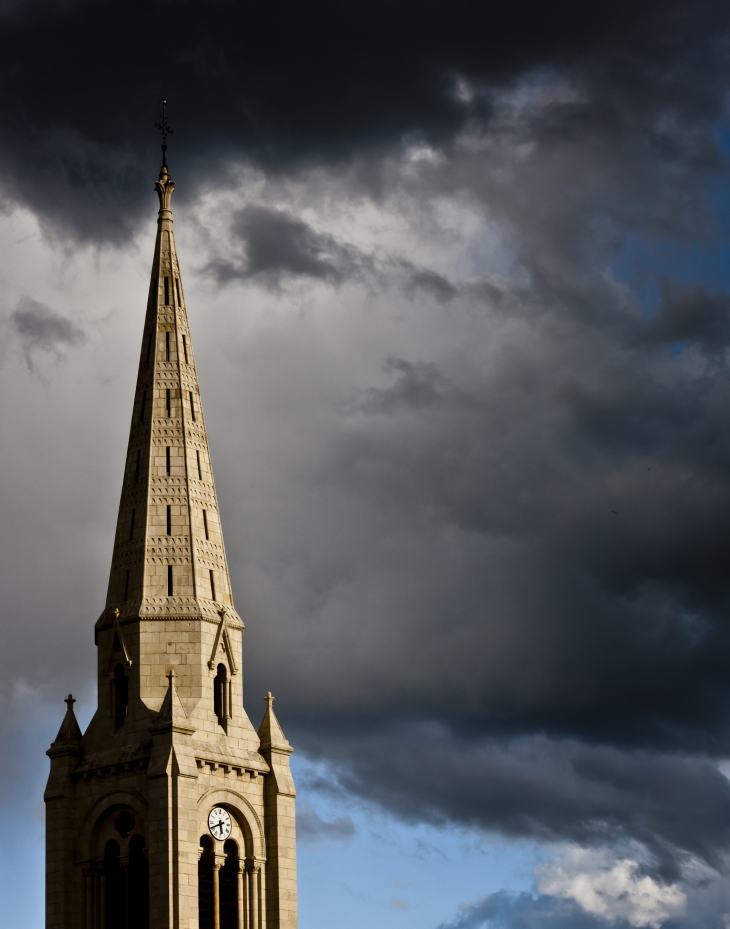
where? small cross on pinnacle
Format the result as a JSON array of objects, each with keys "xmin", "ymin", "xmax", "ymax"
[
  {"xmin": 155, "ymin": 99, "xmax": 174, "ymax": 167},
  {"xmin": 265, "ymin": 692, "xmax": 275, "ymax": 709},
  {"xmin": 65, "ymin": 694, "xmax": 76, "ymax": 710}
]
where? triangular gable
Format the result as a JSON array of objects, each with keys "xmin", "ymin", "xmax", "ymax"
[
  {"xmin": 106, "ymin": 608, "xmax": 132, "ymax": 672},
  {"xmin": 208, "ymin": 607, "xmax": 238, "ymax": 675}
]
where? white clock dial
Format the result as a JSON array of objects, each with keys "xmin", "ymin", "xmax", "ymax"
[{"xmin": 208, "ymin": 806, "xmax": 232, "ymax": 840}]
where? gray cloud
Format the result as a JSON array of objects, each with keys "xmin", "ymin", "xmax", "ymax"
[
  {"xmin": 302, "ymin": 732, "xmax": 730, "ymax": 878},
  {"xmin": 10, "ymin": 297, "xmax": 85, "ymax": 369},
  {"xmin": 640, "ymin": 282, "xmax": 730, "ymax": 350},
  {"xmin": 436, "ymin": 870, "xmax": 730, "ymax": 929},
  {"xmin": 0, "ymin": 0, "xmax": 722, "ymax": 240},
  {"xmin": 207, "ymin": 205, "xmax": 365, "ymax": 286},
  {"xmin": 436, "ymin": 892, "xmax": 607, "ymax": 929},
  {"xmin": 3, "ymin": 0, "xmax": 730, "ymax": 921}
]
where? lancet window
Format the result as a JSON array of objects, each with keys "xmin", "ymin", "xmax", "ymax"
[
  {"xmin": 113, "ymin": 663, "xmax": 128, "ymax": 729},
  {"xmin": 214, "ymin": 662, "xmax": 231, "ymax": 724}
]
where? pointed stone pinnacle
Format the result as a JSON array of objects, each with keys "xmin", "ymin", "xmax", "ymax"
[
  {"xmin": 52, "ymin": 693, "xmax": 82, "ymax": 745},
  {"xmin": 150, "ymin": 666, "xmax": 195, "ymax": 736},
  {"xmin": 258, "ymin": 691, "xmax": 291, "ymax": 753}
]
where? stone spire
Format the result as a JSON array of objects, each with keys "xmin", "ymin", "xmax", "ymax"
[{"xmin": 99, "ymin": 156, "xmax": 240, "ymax": 628}]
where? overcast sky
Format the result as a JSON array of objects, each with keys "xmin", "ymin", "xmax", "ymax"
[{"xmin": 3, "ymin": 1, "xmax": 730, "ymax": 927}]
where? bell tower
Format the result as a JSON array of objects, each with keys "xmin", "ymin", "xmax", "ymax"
[{"xmin": 44, "ymin": 122, "xmax": 297, "ymax": 929}]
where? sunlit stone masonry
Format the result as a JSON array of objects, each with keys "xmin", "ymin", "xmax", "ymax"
[{"xmin": 45, "ymin": 155, "xmax": 297, "ymax": 929}]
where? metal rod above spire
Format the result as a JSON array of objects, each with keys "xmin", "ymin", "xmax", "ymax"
[{"xmin": 155, "ymin": 99, "xmax": 174, "ymax": 168}]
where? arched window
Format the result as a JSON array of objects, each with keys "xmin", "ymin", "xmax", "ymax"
[
  {"xmin": 129, "ymin": 835, "xmax": 149, "ymax": 929},
  {"xmin": 220, "ymin": 839, "xmax": 239, "ymax": 929},
  {"xmin": 104, "ymin": 840, "xmax": 125, "ymax": 929},
  {"xmin": 214, "ymin": 664, "xmax": 231, "ymax": 726},
  {"xmin": 198, "ymin": 835, "xmax": 215, "ymax": 929},
  {"xmin": 113, "ymin": 664, "xmax": 128, "ymax": 729}
]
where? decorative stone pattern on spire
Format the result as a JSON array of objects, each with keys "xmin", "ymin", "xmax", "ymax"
[{"xmin": 45, "ymin": 154, "xmax": 297, "ymax": 929}]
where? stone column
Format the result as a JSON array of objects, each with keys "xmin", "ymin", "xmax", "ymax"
[
  {"xmin": 120, "ymin": 856, "xmax": 131, "ymax": 929},
  {"xmin": 93, "ymin": 869, "xmax": 100, "ymax": 929},
  {"xmin": 258, "ymin": 862, "xmax": 267, "ymax": 929},
  {"xmin": 237, "ymin": 863, "xmax": 247, "ymax": 929},
  {"xmin": 99, "ymin": 871, "xmax": 106, "ymax": 929},
  {"xmin": 213, "ymin": 859, "xmax": 222, "ymax": 929},
  {"xmin": 82, "ymin": 866, "xmax": 94, "ymax": 929},
  {"xmin": 247, "ymin": 862, "xmax": 260, "ymax": 929}
]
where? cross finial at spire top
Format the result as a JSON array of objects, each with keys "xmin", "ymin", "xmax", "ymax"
[
  {"xmin": 155, "ymin": 99, "xmax": 174, "ymax": 168},
  {"xmin": 65, "ymin": 694, "xmax": 76, "ymax": 710},
  {"xmin": 265, "ymin": 692, "xmax": 275, "ymax": 708}
]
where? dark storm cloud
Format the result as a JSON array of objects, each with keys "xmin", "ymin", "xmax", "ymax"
[
  {"xmin": 303, "ymin": 732, "xmax": 730, "ymax": 875},
  {"xmin": 231, "ymin": 109, "xmax": 730, "ymax": 871},
  {"xmin": 206, "ymin": 204, "xmax": 462, "ymax": 297},
  {"xmin": 0, "ymin": 0, "xmax": 725, "ymax": 238},
  {"xmin": 641, "ymin": 282, "xmax": 730, "ymax": 350},
  {"xmin": 10, "ymin": 297, "xmax": 85, "ymax": 368},
  {"xmin": 7, "ymin": 0, "xmax": 730, "ymax": 913},
  {"xmin": 207, "ymin": 206, "xmax": 364, "ymax": 285}
]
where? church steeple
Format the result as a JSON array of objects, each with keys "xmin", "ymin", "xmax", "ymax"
[{"xmin": 46, "ymin": 129, "xmax": 297, "ymax": 929}]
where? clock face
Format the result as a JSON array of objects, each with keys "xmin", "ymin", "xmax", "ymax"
[{"xmin": 208, "ymin": 806, "xmax": 232, "ymax": 841}]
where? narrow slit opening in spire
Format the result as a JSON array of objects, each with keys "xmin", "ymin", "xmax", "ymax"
[
  {"xmin": 168, "ymin": 565, "xmax": 173, "ymax": 596},
  {"xmin": 166, "ymin": 388, "xmax": 171, "ymax": 418},
  {"xmin": 176, "ymin": 278, "xmax": 181, "ymax": 305},
  {"xmin": 129, "ymin": 509, "xmax": 136, "ymax": 541},
  {"xmin": 165, "ymin": 331, "xmax": 170, "ymax": 361},
  {"xmin": 182, "ymin": 334, "xmax": 188, "ymax": 364},
  {"xmin": 203, "ymin": 509, "xmax": 209, "ymax": 540},
  {"xmin": 196, "ymin": 450, "xmax": 202, "ymax": 480},
  {"xmin": 139, "ymin": 391, "xmax": 146, "ymax": 423},
  {"xmin": 164, "ymin": 277, "xmax": 169, "ymax": 305},
  {"xmin": 135, "ymin": 449, "xmax": 141, "ymax": 481},
  {"xmin": 123, "ymin": 569, "xmax": 130, "ymax": 602},
  {"xmin": 189, "ymin": 391, "xmax": 196, "ymax": 422},
  {"xmin": 166, "ymin": 505, "xmax": 171, "ymax": 535},
  {"xmin": 210, "ymin": 569, "xmax": 216, "ymax": 602},
  {"xmin": 166, "ymin": 446, "xmax": 170, "ymax": 475}
]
